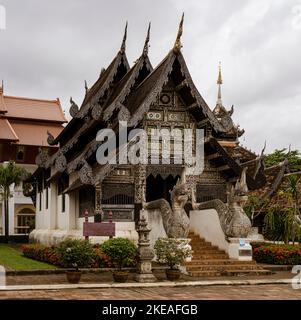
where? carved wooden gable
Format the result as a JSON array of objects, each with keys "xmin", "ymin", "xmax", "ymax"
[{"xmin": 145, "ymin": 82, "xmax": 194, "ymax": 127}]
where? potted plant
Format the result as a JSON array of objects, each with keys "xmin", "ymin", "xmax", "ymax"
[
  {"xmin": 101, "ymin": 237, "xmax": 137, "ymax": 282},
  {"xmin": 56, "ymin": 239, "xmax": 95, "ymax": 283},
  {"xmin": 154, "ymin": 238, "xmax": 192, "ymax": 281}
]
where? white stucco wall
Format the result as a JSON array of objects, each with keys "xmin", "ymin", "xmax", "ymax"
[
  {"xmin": 190, "ymin": 209, "xmax": 229, "ymax": 252},
  {"xmin": 143, "ymin": 209, "xmax": 167, "ymax": 249}
]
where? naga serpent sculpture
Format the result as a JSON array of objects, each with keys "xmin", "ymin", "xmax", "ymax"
[
  {"xmin": 142, "ymin": 174, "xmax": 190, "ymax": 238},
  {"xmin": 191, "ymin": 167, "xmax": 252, "ymax": 238}
]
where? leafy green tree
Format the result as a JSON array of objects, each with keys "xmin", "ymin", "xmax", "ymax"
[
  {"xmin": 265, "ymin": 148, "xmax": 301, "ymax": 172},
  {"xmin": 0, "ymin": 161, "xmax": 27, "ymax": 242}
]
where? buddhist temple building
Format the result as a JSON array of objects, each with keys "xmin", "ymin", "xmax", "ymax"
[
  {"xmin": 27, "ymin": 17, "xmax": 273, "ymax": 246},
  {"xmin": 0, "ymin": 83, "xmax": 67, "ymax": 235}
]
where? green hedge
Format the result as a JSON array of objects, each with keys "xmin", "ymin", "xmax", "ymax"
[{"xmin": 252, "ymin": 242, "xmax": 301, "ymax": 265}]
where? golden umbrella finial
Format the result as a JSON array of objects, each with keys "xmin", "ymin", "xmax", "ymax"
[
  {"xmin": 173, "ymin": 13, "xmax": 184, "ymax": 53},
  {"xmin": 216, "ymin": 61, "xmax": 223, "ymax": 105},
  {"xmin": 217, "ymin": 61, "xmax": 223, "ymax": 85}
]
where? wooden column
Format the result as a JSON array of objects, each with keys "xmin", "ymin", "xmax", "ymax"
[
  {"xmin": 94, "ymin": 184, "xmax": 103, "ymax": 222},
  {"xmin": 134, "ymin": 165, "xmax": 146, "ymax": 223}
]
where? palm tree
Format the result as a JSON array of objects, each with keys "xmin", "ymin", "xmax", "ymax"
[
  {"xmin": 286, "ymin": 175, "xmax": 300, "ymax": 216},
  {"xmin": 0, "ymin": 161, "xmax": 26, "ymax": 242}
]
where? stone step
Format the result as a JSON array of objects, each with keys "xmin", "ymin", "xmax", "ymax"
[
  {"xmin": 186, "ymin": 259, "xmax": 257, "ymax": 265},
  {"xmin": 188, "ymin": 269, "xmax": 272, "ymax": 277},
  {"xmin": 186, "ymin": 264, "xmax": 262, "ymax": 272},
  {"xmin": 192, "ymin": 250, "xmax": 226, "ymax": 255},
  {"xmin": 191, "ymin": 245, "xmax": 220, "ymax": 250},
  {"xmin": 191, "ymin": 253, "xmax": 229, "ymax": 260}
]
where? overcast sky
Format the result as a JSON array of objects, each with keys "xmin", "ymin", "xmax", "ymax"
[{"xmin": 0, "ymin": 0, "xmax": 300, "ymax": 154}]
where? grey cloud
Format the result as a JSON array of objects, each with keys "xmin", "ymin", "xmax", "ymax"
[{"xmin": 0, "ymin": 0, "xmax": 300, "ymax": 154}]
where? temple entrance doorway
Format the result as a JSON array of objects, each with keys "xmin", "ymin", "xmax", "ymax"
[{"xmin": 146, "ymin": 174, "xmax": 180, "ymax": 204}]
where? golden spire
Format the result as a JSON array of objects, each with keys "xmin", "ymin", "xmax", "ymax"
[
  {"xmin": 120, "ymin": 21, "xmax": 128, "ymax": 54},
  {"xmin": 173, "ymin": 13, "xmax": 184, "ymax": 53},
  {"xmin": 0, "ymin": 80, "xmax": 3, "ymax": 94},
  {"xmin": 142, "ymin": 22, "xmax": 151, "ymax": 57},
  {"xmin": 217, "ymin": 61, "xmax": 223, "ymax": 105}
]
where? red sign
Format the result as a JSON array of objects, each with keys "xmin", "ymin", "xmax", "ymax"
[{"xmin": 83, "ymin": 222, "xmax": 115, "ymax": 237}]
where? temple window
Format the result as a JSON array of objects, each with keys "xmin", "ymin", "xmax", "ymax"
[
  {"xmin": 16, "ymin": 146, "xmax": 25, "ymax": 162},
  {"xmin": 45, "ymin": 188, "xmax": 49, "ymax": 209},
  {"xmin": 61, "ymin": 193, "xmax": 65, "ymax": 213},
  {"xmin": 39, "ymin": 192, "xmax": 42, "ymax": 211}
]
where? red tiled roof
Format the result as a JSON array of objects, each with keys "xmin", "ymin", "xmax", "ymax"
[
  {"xmin": 3, "ymin": 95, "xmax": 67, "ymax": 123},
  {"xmin": 0, "ymin": 118, "xmax": 18, "ymax": 141},
  {"xmin": 9, "ymin": 121, "xmax": 64, "ymax": 146}
]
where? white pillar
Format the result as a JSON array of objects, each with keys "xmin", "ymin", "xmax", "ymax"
[
  {"xmin": 49, "ymin": 182, "xmax": 57, "ymax": 230},
  {"xmin": 68, "ymin": 192, "xmax": 76, "ymax": 230},
  {"xmin": 0, "ymin": 202, "xmax": 4, "ymax": 235},
  {"xmin": 9, "ymin": 184, "xmax": 15, "ymax": 235}
]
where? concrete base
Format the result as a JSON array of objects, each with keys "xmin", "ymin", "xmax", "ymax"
[
  {"xmin": 134, "ymin": 273, "xmax": 157, "ymax": 283},
  {"xmin": 29, "ymin": 227, "xmax": 138, "ymax": 246},
  {"xmin": 228, "ymin": 238, "xmax": 253, "ymax": 261}
]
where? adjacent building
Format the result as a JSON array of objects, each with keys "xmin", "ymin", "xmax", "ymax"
[{"xmin": 0, "ymin": 83, "xmax": 67, "ymax": 235}]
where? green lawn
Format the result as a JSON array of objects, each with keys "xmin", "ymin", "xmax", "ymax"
[{"xmin": 0, "ymin": 244, "xmax": 56, "ymax": 270}]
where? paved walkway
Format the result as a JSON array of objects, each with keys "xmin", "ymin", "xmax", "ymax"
[
  {"xmin": 0, "ymin": 284, "xmax": 300, "ymax": 300},
  {"xmin": 3, "ymin": 270, "xmax": 294, "ymax": 286},
  {"xmin": 0, "ymin": 270, "xmax": 299, "ymax": 300}
]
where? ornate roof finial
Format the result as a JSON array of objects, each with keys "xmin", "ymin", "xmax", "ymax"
[
  {"xmin": 142, "ymin": 22, "xmax": 151, "ymax": 57},
  {"xmin": 217, "ymin": 61, "xmax": 223, "ymax": 106},
  {"xmin": 173, "ymin": 13, "xmax": 184, "ymax": 53},
  {"xmin": 120, "ymin": 21, "xmax": 128, "ymax": 54},
  {"xmin": 47, "ymin": 131, "xmax": 55, "ymax": 146},
  {"xmin": 69, "ymin": 97, "xmax": 79, "ymax": 118},
  {"xmin": 84, "ymin": 80, "xmax": 89, "ymax": 93},
  {"xmin": 0, "ymin": 80, "xmax": 3, "ymax": 94},
  {"xmin": 261, "ymin": 140, "xmax": 267, "ymax": 156},
  {"xmin": 100, "ymin": 67, "xmax": 106, "ymax": 77}
]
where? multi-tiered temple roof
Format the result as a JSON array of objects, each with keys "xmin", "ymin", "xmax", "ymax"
[{"xmin": 31, "ymin": 15, "xmax": 270, "ymax": 196}]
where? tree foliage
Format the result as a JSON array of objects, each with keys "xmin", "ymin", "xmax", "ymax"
[
  {"xmin": 0, "ymin": 161, "xmax": 27, "ymax": 240},
  {"xmin": 265, "ymin": 148, "xmax": 301, "ymax": 172}
]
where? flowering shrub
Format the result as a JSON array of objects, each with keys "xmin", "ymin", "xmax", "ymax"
[
  {"xmin": 154, "ymin": 238, "xmax": 192, "ymax": 270},
  {"xmin": 55, "ymin": 239, "xmax": 95, "ymax": 270},
  {"xmin": 22, "ymin": 242, "xmax": 113, "ymax": 268},
  {"xmin": 22, "ymin": 244, "xmax": 62, "ymax": 267},
  {"xmin": 252, "ymin": 242, "xmax": 301, "ymax": 265}
]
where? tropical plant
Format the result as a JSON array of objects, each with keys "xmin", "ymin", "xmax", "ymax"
[
  {"xmin": 244, "ymin": 194, "xmax": 261, "ymax": 226},
  {"xmin": 0, "ymin": 161, "xmax": 27, "ymax": 241},
  {"xmin": 55, "ymin": 239, "xmax": 95, "ymax": 270},
  {"xmin": 154, "ymin": 238, "xmax": 192, "ymax": 270},
  {"xmin": 263, "ymin": 205, "xmax": 301, "ymax": 244},
  {"xmin": 285, "ymin": 174, "xmax": 301, "ymax": 216},
  {"xmin": 101, "ymin": 237, "xmax": 137, "ymax": 271}
]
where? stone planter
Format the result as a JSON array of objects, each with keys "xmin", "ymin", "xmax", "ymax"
[
  {"xmin": 166, "ymin": 269, "xmax": 181, "ymax": 281},
  {"xmin": 66, "ymin": 271, "xmax": 82, "ymax": 284},
  {"xmin": 113, "ymin": 271, "xmax": 129, "ymax": 283}
]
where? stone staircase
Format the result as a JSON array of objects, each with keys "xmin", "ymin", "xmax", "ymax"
[{"xmin": 186, "ymin": 232, "xmax": 271, "ymax": 277}]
